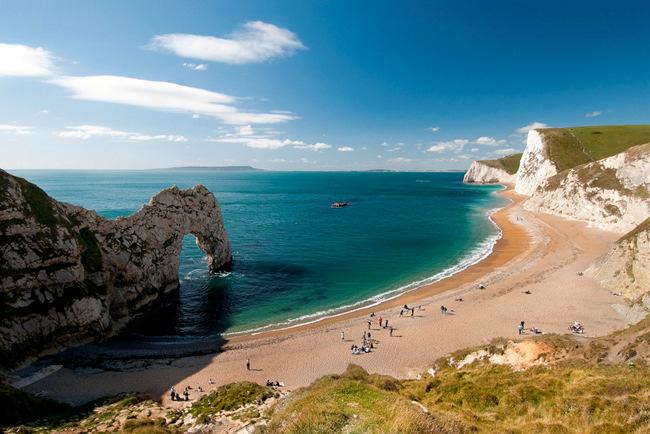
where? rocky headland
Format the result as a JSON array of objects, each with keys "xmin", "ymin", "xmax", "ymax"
[{"xmin": 0, "ymin": 169, "xmax": 231, "ymax": 368}]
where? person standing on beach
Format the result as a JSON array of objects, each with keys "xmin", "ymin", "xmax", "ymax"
[
  {"xmin": 170, "ymin": 386, "xmax": 176, "ymax": 401},
  {"xmin": 389, "ymin": 326, "xmax": 394, "ymax": 337},
  {"xmin": 384, "ymin": 319, "xmax": 388, "ymax": 329},
  {"xmin": 341, "ymin": 331, "xmax": 345, "ymax": 341},
  {"xmin": 246, "ymin": 358, "xmax": 251, "ymax": 371},
  {"xmin": 399, "ymin": 309, "xmax": 403, "ymax": 317},
  {"xmin": 367, "ymin": 320, "xmax": 371, "ymax": 329},
  {"xmin": 411, "ymin": 308, "xmax": 414, "ymax": 317},
  {"xmin": 379, "ymin": 317, "xmax": 383, "ymax": 328}
]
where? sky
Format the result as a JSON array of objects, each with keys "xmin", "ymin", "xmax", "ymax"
[{"xmin": 1, "ymin": 0, "xmax": 649, "ymax": 170}]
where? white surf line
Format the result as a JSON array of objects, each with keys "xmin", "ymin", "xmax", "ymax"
[{"xmin": 224, "ymin": 191, "xmax": 509, "ymax": 337}]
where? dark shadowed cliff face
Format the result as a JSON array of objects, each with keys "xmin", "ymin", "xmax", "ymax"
[{"xmin": 0, "ymin": 169, "xmax": 231, "ymax": 368}]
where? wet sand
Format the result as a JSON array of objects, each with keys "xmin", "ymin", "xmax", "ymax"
[{"xmin": 24, "ymin": 186, "xmax": 627, "ymax": 405}]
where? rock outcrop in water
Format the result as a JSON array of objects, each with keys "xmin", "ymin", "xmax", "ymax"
[{"xmin": 0, "ymin": 169, "xmax": 231, "ymax": 367}]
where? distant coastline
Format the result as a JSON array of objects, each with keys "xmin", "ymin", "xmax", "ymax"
[{"xmin": 162, "ymin": 165, "xmax": 265, "ymax": 171}]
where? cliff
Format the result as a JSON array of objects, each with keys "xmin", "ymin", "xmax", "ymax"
[
  {"xmin": 463, "ymin": 154, "xmax": 521, "ymax": 184},
  {"xmin": 524, "ymin": 143, "xmax": 650, "ymax": 233},
  {"xmin": 586, "ymin": 218, "xmax": 650, "ymax": 301},
  {"xmin": 515, "ymin": 125, "xmax": 650, "ymax": 196},
  {"xmin": 0, "ymin": 169, "xmax": 231, "ymax": 368}
]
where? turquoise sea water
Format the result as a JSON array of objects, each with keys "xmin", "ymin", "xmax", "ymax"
[{"xmin": 11, "ymin": 170, "xmax": 505, "ymax": 337}]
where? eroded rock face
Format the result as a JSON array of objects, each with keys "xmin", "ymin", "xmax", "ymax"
[
  {"xmin": 463, "ymin": 161, "xmax": 516, "ymax": 184},
  {"xmin": 515, "ymin": 130, "xmax": 558, "ymax": 196},
  {"xmin": 0, "ymin": 169, "xmax": 231, "ymax": 367},
  {"xmin": 586, "ymin": 218, "xmax": 650, "ymax": 301},
  {"xmin": 524, "ymin": 144, "xmax": 650, "ymax": 233}
]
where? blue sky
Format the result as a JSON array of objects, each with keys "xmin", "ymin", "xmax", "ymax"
[{"xmin": 1, "ymin": 0, "xmax": 649, "ymax": 170}]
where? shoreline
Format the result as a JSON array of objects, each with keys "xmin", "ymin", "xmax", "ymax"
[
  {"xmin": 222, "ymin": 184, "xmax": 529, "ymax": 347},
  {"xmin": 24, "ymin": 183, "xmax": 628, "ymax": 406}
]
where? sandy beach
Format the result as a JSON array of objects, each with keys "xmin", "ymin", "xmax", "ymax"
[{"xmin": 24, "ymin": 186, "xmax": 628, "ymax": 406}]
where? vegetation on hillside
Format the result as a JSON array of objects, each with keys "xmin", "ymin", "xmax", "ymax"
[
  {"xmin": 541, "ymin": 125, "xmax": 650, "ymax": 171},
  {"xmin": 480, "ymin": 153, "xmax": 522, "ymax": 175},
  {"xmin": 7, "ymin": 318, "xmax": 650, "ymax": 433}
]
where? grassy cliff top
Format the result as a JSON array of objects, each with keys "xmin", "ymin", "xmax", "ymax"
[
  {"xmin": 540, "ymin": 124, "xmax": 650, "ymax": 171},
  {"xmin": 479, "ymin": 153, "xmax": 522, "ymax": 175}
]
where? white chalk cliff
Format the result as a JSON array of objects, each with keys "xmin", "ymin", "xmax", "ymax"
[
  {"xmin": 524, "ymin": 144, "xmax": 650, "ymax": 233},
  {"xmin": 463, "ymin": 161, "xmax": 516, "ymax": 184},
  {"xmin": 586, "ymin": 218, "xmax": 650, "ymax": 302},
  {"xmin": 514, "ymin": 130, "xmax": 558, "ymax": 196},
  {"xmin": 0, "ymin": 169, "xmax": 231, "ymax": 367}
]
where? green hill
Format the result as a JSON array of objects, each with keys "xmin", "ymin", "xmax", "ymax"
[
  {"xmin": 540, "ymin": 124, "xmax": 650, "ymax": 172},
  {"xmin": 480, "ymin": 153, "xmax": 522, "ymax": 175}
]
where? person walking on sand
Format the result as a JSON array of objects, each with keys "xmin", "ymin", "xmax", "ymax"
[
  {"xmin": 367, "ymin": 320, "xmax": 371, "ymax": 330},
  {"xmin": 246, "ymin": 358, "xmax": 251, "ymax": 371},
  {"xmin": 170, "ymin": 386, "xmax": 176, "ymax": 401},
  {"xmin": 411, "ymin": 307, "xmax": 414, "ymax": 317},
  {"xmin": 379, "ymin": 317, "xmax": 383, "ymax": 328},
  {"xmin": 518, "ymin": 322, "xmax": 524, "ymax": 335},
  {"xmin": 384, "ymin": 319, "xmax": 388, "ymax": 329},
  {"xmin": 389, "ymin": 326, "xmax": 394, "ymax": 337},
  {"xmin": 341, "ymin": 331, "xmax": 345, "ymax": 341},
  {"xmin": 399, "ymin": 309, "xmax": 404, "ymax": 317},
  {"xmin": 183, "ymin": 387, "xmax": 190, "ymax": 401}
]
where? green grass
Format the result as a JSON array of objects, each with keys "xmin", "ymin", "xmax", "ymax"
[
  {"xmin": 189, "ymin": 382, "xmax": 275, "ymax": 420},
  {"xmin": 480, "ymin": 153, "xmax": 522, "ymax": 175},
  {"xmin": 267, "ymin": 365, "xmax": 440, "ymax": 434},
  {"xmin": 540, "ymin": 125, "xmax": 650, "ymax": 171}
]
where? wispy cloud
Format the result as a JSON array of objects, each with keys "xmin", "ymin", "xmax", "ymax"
[
  {"xmin": 58, "ymin": 125, "xmax": 187, "ymax": 142},
  {"xmin": 50, "ymin": 75, "xmax": 296, "ymax": 125},
  {"xmin": 149, "ymin": 21, "xmax": 305, "ymax": 65},
  {"xmin": 337, "ymin": 146, "xmax": 354, "ymax": 152},
  {"xmin": 0, "ymin": 124, "xmax": 34, "ymax": 135},
  {"xmin": 585, "ymin": 111, "xmax": 602, "ymax": 118},
  {"xmin": 182, "ymin": 62, "xmax": 207, "ymax": 71},
  {"xmin": 475, "ymin": 136, "xmax": 506, "ymax": 146},
  {"xmin": 209, "ymin": 125, "xmax": 330, "ymax": 151},
  {"xmin": 294, "ymin": 142, "xmax": 331, "ymax": 152},
  {"xmin": 428, "ymin": 126, "xmax": 440, "ymax": 132},
  {"xmin": 515, "ymin": 121, "xmax": 549, "ymax": 134},
  {"xmin": 0, "ymin": 43, "xmax": 55, "ymax": 77},
  {"xmin": 427, "ymin": 139, "xmax": 468, "ymax": 153}
]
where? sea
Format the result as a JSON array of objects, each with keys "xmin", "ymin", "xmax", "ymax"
[{"xmin": 11, "ymin": 170, "xmax": 506, "ymax": 339}]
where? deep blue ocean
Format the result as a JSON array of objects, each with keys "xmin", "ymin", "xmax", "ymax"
[{"xmin": 11, "ymin": 170, "xmax": 505, "ymax": 337}]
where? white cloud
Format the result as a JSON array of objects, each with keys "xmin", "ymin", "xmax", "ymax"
[
  {"xmin": 585, "ymin": 111, "xmax": 602, "ymax": 118},
  {"xmin": 389, "ymin": 157, "xmax": 412, "ymax": 163},
  {"xmin": 475, "ymin": 136, "xmax": 506, "ymax": 146},
  {"xmin": 209, "ymin": 125, "xmax": 329, "ymax": 151},
  {"xmin": 428, "ymin": 126, "xmax": 440, "ymax": 132},
  {"xmin": 294, "ymin": 142, "xmax": 331, "ymax": 152},
  {"xmin": 0, "ymin": 43, "xmax": 55, "ymax": 77},
  {"xmin": 182, "ymin": 62, "xmax": 208, "ymax": 71},
  {"xmin": 150, "ymin": 21, "xmax": 305, "ymax": 65},
  {"xmin": 300, "ymin": 157, "xmax": 309, "ymax": 163},
  {"xmin": 427, "ymin": 139, "xmax": 468, "ymax": 153},
  {"xmin": 494, "ymin": 147, "xmax": 517, "ymax": 155},
  {"xmin": 515, "ymin": 122, "xmax": 549, "ymax": 134},
  {"xmin": 50, "ymin": 75, "xmax": 296, "ymax": 125},
  {"xmin": 58, "ymin": 125, "xmax": 187, "ymax": 142},
  {"xmin": 337, "ymin": 146, "xmax": 354, "ymax": 152},
  {"xmin": 0, "ymin": 124, "xmax": 33, "ymax": 135}
]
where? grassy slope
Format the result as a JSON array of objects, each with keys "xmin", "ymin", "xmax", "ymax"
[
  {"xmin": 8, "ymin": 319, "xmax": 650, "ymax": 433},
  {"xmin": 541, "ymin": 125, "xmax": 650, "ymax": 171},
  {"xmin": 480, "ymin": 153, "xmax": 522, "ymax": 175}
]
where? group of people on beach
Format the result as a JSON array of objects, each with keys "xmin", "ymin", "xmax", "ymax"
[
  {"xmin": 517, "ymin": 320, "xmax": 543, "ymax": 335},
  {"xmin": 170, "ymin": 386, "xmax": 190, "ymax": 401}
]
